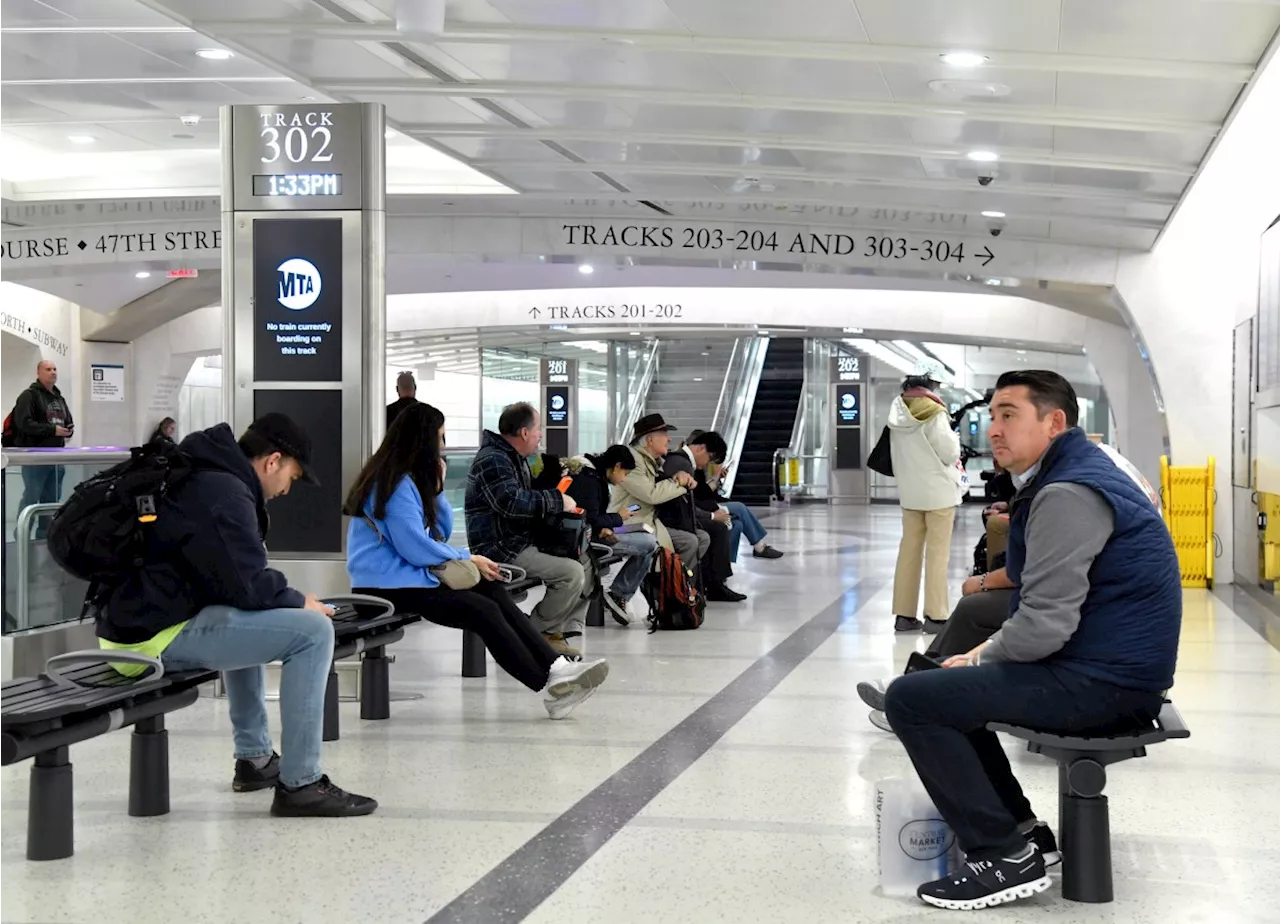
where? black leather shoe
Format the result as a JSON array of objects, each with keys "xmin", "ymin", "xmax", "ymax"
[
  {"xmin": 752, "ymin": 545, "xmax": 784, "ymax": 560},
  {"xmin": 894, "ymin": 615, "xmax": 923, "ymax": 632},
  {"xmin": 706, "ymin": 586, "xmax": 748, "ymax": 603},
  {"xmin": 233, "ymin": 752, "xmax": 280, "ymax": 792}
]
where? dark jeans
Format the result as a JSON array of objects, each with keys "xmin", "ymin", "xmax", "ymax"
[
  {"xmin": 884, "ymin": 662, "xmax": 1164, "ymax": 861},
  {"xmin": 700, "ymin": 517, "xmax": 734, "ymax": 589},
  {"xmin": 924, "ymin": 589, "xmax": 1014, "ymax": 661},
  {"xmin": 354, "ymin": 581, "xmax": 560, "ymax": 692}
]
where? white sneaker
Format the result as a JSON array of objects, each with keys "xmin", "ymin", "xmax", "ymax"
[
  {"xmin": 856, "ymin": 677, "xmax": 896, "ymax": 711},
  {"xmin": 868, "ymin": 709, "xmax": 896, "ymax": 734},
  {"xmin": 543, "ymin": 657, "xmax": 610, "ymax": 720}
]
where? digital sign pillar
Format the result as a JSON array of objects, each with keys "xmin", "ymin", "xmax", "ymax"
[
  {"xmin": 221, "ymin": 102, "xmax": 385, "ymax": 593},
  {"xmin": 829, "ymin": 352, "xmax": 869, "ymax": 503},
  {"xmin": 541, "ymin": 358, "xmax": 578, "ymax": 458}
]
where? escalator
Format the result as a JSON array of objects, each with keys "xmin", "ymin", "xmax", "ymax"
[{"xmin": 730, "ymin": 338, "xmax": 805, "ymax": 505}]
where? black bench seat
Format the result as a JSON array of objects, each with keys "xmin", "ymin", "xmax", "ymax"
[
  {"xmin": 989, "ymin": 699, "xmax": 1190, "ymax": 903},
  {"xmin": 2, "ymin": 652, "xmax": 217, "ymax": 861},
  {"xmin": 322, "ymin": 594, "xmax": 418, "ymax": 741}
]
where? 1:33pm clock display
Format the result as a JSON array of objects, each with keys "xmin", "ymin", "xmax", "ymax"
[{"xmin": 251, "ymin": 173, "xmax": 343, "ymax": 196}]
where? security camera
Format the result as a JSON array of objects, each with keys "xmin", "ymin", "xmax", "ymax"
[
  {"xmin": 988, "ymin": 218, "xmax": 1005, "ymax": 237},
  {"xmin": 977, "ymin": 173, "xmax": 995, "ymax": 187}
]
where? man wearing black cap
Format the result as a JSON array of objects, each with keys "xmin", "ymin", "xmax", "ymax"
[{"xmin": 96, "ymin": 414, "xmax": 377, "ymax": 818}]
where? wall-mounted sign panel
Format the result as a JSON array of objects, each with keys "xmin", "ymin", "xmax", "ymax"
[
  {"xmin": 230, "ymin": 104, "xmax": 366, "ymax": 211},
  {"xmin": 252, "ymin": 218, "xmax": 344, "ymax": 383},
  {"xmin": 835, "ymin": 386, "xmax": 861, "ymax": 426}
]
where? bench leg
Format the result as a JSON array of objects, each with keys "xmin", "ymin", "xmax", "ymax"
[
  {"xmin": 28, "ymin": 747, "xmax": 74, "ymax": 861},
  {"xmin": 586, "ymin": 586, "xmax": 605, "ymax": 628},
  {"xmin": 1060, "ymin": 758, "xmax": 1113, "ymax": 903},
  {"xmin": 461, "ymin": 630, "xmax": 487, "ymax": 678},
  {"xmin": 360, "ymin": 647, "xmax": 391, "ymax": 721},
  {"xmin": 129, "ymin": 715, "xmax": 170, "ymax": 818},
  {"xmin": 323, "ymin": 666, "xmax": 340, "ymax": 742}
]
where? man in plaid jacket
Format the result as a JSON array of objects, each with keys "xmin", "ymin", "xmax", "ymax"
[{"xmin": 464, "ymin": 402, "xmax": 586, "ymax": 658}]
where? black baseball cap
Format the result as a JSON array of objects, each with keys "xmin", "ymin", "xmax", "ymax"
[{"xmin": 246, "ymin": 413, "xmax": 319, "ymax": 485}]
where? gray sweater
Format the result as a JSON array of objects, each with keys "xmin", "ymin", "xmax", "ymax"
[{"xmin": 982, "ymin": 482, "xmax": 1115, "ymax": 664}]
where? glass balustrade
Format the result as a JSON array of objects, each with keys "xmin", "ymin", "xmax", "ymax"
[{"xmin": 3, "ymin": 448, "xmax": 131, "ymax": 634}]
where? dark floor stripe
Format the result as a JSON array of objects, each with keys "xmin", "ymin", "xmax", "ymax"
[{"xmin": 425, "ymin": 578, "xmax": 884, "ymax": 923}]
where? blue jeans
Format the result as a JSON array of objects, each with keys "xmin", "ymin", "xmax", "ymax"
[
  {"xmin": 608, "ymin": 531, "xmax": 659, "ymax": 600},
  {"xmin": 884, "ymin": 662, "xmax": 1164, "ymax": 861},
  {"xmin": 21, "ymin": 465, "xmax": 64, "ymax": 538},
  {"xmin": 161, "ymin": 605, "xmax": 335, "ymax": 788},
  {"xmin": 722, "ymin": 501, "xmax": 766, "ymax": 563}
]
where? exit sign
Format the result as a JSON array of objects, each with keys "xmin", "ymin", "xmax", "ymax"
[{"xmin": 167, "ymin": 268, "xmax": 199, "ymax": 278}]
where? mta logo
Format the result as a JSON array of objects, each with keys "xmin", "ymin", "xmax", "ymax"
[
  {"xmin": 841, "ymin": 393, "xmax": 857, "ymax": 410},
  {"xmin": 550, "ymin": 395, "xmax": 566, "ymax": 411},
  {"xmin": 276, "ymin": 258, "xmax": 322, "ymax": 310}
]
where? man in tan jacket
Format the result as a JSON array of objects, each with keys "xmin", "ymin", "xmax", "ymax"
[{"xmin": 608, "ymin": 413, "xmax": 707, "ymax": 569}]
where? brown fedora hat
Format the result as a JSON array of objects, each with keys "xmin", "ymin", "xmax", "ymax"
[{"xmin": 632, "ymin": 413, "xmax": 678, "ymax": 441}]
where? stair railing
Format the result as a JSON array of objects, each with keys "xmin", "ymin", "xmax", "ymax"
[
  {"xmin": 712, "ymin": 336, "xmax": 770, "ymax": 499},
  {"xmin": 613, "ymin": 339, "xmax": 661, "ymax": 445}
]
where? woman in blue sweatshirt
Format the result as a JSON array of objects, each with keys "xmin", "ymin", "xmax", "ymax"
[{"xmin": 344, "ymin": 402, "xmax": 608, "ymax": 719}]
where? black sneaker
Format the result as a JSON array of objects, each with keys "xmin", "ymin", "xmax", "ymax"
[
  {"xmin": 895, "ymin": 615, "xmax": 923, "ymax": 632},
  {"xmin": 233, "ymin": 753, "xmax": 280, "ymax": 792},
  {"xmin": 602, "ymin": 592, "xmax": 630, "ymax": 626},
  {"xmin": 917, "ymin": 845, "xmax": 1051, "ymax": 911},
  {"xmin": 1025, "ymin": 822, "xmax": 1061, "ymax": 867},
  {"xmin": 271, "ymin": 776, "xmax": 378, "ymax": 817},
  {"xmin": 752, "ymin": 545, "xmax": 784, "ymax": 560},
  {"xmin": 923, "ymin": 616, "xmax": 948, "ymax": 635}
]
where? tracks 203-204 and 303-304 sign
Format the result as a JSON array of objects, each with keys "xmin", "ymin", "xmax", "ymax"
[{"xmin": 559, "ymin": 223, "xmax": 996, "ymax": 266}]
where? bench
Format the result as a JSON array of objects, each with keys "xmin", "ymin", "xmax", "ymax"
[
  {"xmin": 323, "ymin": 594, "xmax": 421, "ymax": 741},
  {"xmin": 989, "ymin": 700, "xmax": 1190, "ymax": 903},
  {"xmin": 2, "ymin": 594, "xmax": 406, "ymax": 859},
  {"xmin": 461, "ymin": 546, "xmax": 624, "ymax": 678},
  {"xmin": 2, "ymin": 651, "xmax": 217, "ymax": 861}
]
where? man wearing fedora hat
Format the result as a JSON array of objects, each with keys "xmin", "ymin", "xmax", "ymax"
[{"xmin": 608, "ymin": 413, "xmax": 708, "ymax": 571}]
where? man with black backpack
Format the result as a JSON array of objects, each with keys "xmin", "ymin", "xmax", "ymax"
[{"xmin": 93, "ymin": 414, "xmax": 377, "ymax": 818}]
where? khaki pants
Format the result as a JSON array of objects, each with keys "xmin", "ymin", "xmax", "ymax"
[
  {"xmin": 892, "ymin": 507, "xmax": 957, "ymax": 621},
  {"xmin": 513, "ymin": 546, "xmax": 589, "ymax": 637}
]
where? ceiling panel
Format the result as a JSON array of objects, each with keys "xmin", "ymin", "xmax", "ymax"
[
  {"xmin": 905, "ymin": 118, "xmax": 1055, "ymax": 150},
  {"xmin": 1049, "ymin": 126, "xmax": 1210, "ymax": 165},
  {"xmin": 231, "ymin": 38, "xmax": 431, "ymax": 80},
  {"xmin": 1059, "ymin": 0, "xmax": 1280, "ymax": 63},
  {"xmin": 852, "ymin": 0, "xmax": 1064, "ymax": 52},
  {"xmin": 662, "ymin": 0, "xmax": 873, "ymax": 41},
  {"xmin": 708, "ymin": 56, "xmax": 894, "ymax": 100},
  {"xmin": 473, "ymin": 0, "xmax": 688, "ymax": 31},
  {"xmin": 877, "ymin": 62, "xmax": 1059, "ymax": 108},
  {"xmin": 431, "ymin": 43, "xmax": 741, "ymax": 91},
  {"xmin": 153, "ymin": 0, "xmax": 339, "ymax": 20},
  {"xmin": 365, "ymin": 95, "xmax": 498, "ymax": 125},
  {"xmin": 3, "ymin": 0, "xmax": 176, "ymax": 23},
  {"xmin": 1055, "ymin": 73, "xmax": 1245, "ymax": 121}
]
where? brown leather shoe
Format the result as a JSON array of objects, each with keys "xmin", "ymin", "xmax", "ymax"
[{"xmin": 542, "ymin": 632, "xmax": 582, "ymax": 659}]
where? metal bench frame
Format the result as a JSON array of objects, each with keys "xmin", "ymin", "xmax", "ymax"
[{"xmin": 989, "ymin": 699, "xmax": 1190, "ymax": 903}]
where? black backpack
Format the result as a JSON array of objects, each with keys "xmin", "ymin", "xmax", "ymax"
[
  {"xmin": 47, "ymin": 441, "xmax": 196, "ymax": 589},
  {"xmin": 643, "ymin": 547, "xmax": 706, "ymax": 632}
]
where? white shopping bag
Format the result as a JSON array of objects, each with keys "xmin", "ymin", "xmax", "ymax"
[{"xmin": 875, "ymin": 778, "xmax": 961, "ymax": 897}]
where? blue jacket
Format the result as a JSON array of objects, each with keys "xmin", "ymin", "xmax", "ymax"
[
  {"xmin": 98, "ymin": 424, "xmax": 305, "ymax": 644},
  {"xmin": 1005, "ymin": 428, "xmax": 1182, "ymax": 692},
  {"xmin": 463, "ymin": 430, "xmax": 561, "ymax": 563},
  {"xmin": 346, "ymin": 476, "xmax": 469, "ymax": 589}
]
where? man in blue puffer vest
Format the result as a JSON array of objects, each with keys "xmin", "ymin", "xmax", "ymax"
[{"xmin": 884, "ymin": 370, "xmax": 1182, "ymax": 912}]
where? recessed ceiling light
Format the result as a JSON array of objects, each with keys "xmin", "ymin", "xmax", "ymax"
[
  {"xmin": 135, "ymin": 271, "xmax": 151, "ymax": 279},
  {"xmin": 940, "ymin": 52, "xmax": 989, "ymax": 67},
  {"xmin": 578, "ymin": 264, "xmax": 594, "ymax": 275},
  {"xmin": 629, "ymin": 331, "xmax": 641, "ymax": 336},
  {"xmin": 693, "ymin": 377, "xmax": 704, "ymax": 382},
  {"xmin": 981, "ymin": 210, "xmax": 1006, "ymax": 219},
  {"xmin": 1016, "ymin": 349, "xmax": 1027, "ymax": 354},
  {"xmin": 196, "ymin": 48, "xmax": 234, "ymax": 60},
  {"xmin": 68, "ymin": 134, "xmax": 96, "ymax": 145},
  {"xmin": 967, "ymin": 150, "xmax": 999, "ymax": 163}
]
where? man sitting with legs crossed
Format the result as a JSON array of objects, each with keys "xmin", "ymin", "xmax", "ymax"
[{"xmin": 883, "ymin": 370, "xmax": 1182, "ymax": 911}]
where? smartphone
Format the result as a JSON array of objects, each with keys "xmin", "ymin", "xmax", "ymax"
[
  {"xmin": 905, "ymin": 651, "xmax": 943, "ymax": 674},
  {"xmin": 627, "ymin": 504, "xmax": 641, "ymax": 512},
  {"xmin": 556, "ymin": 476, "xmax": 573, "ymax": 494}
]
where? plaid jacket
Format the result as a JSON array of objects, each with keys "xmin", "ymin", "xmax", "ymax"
[{"xmin": 464, "ymin": 430, "xmax": 562, "ymax": 562}]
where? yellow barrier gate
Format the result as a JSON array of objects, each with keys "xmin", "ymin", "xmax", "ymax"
[
  {"xmin": 1261, "ymin": 492, "xmax": 1280, "ymax": 584},
  {"xmin": 1160, "ymin": 456, "xmax": 1215, "ymax": 588}
]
